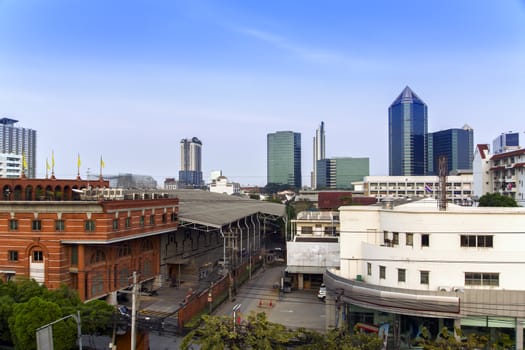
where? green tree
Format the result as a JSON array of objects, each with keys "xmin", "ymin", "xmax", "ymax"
[
  {"xmin": 263, "ymin": 183, "xmax": 295, "ymax": 195},
  {"xmin": 293, "ymin": 327, "xmax": 382, "ymax": 350},
  {"xmin": 79, "ymin": 299, "xmax": 114, "ymax": 335},
  {"xmin": 181, "ymin": 312, "xmax": 385, "ymax": 350},
  {"xmin": 478, "ymin": 192, "xmax": 518, "ymax": 207},
  {"xmin": 9, "ymin": 296, "xmax": 77, "ymax": 350},
  {"xmin": 0, "ymin": 295, "xmax": 15, "ymax": 342},
  {"xmin": 414, "ymin": 327, "xmax": 488, "ymax": 350}
]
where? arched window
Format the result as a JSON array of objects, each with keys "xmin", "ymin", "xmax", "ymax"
[
  {"xmin": 25, "ymin": 185, "xmax": 33, "ymax": 200},
  {"xmin": 2, "ymin": 185, "xmax": 12, "ymax": 200},
  {"xmin": 90, "ymin": 249, "xmax": 106, "ymax": 264},
  {"xmin": 13, "ymin": 185, "xmax": 22, "ymax": 200},
  {"xmin": 141, "ymin": 239, "xmax": 153, "ymax": 252},
  {"xmin": 54, "ymin": 185, "xmax": 62, "ymax": 200},
  {"xmin": 118, "ymin": 244, "xmax": 132, "ymax": 257}
]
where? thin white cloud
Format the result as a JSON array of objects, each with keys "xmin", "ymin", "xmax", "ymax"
[{"xmin": 236, "ymin": 26, "xmax": 346, "ymax": 65}]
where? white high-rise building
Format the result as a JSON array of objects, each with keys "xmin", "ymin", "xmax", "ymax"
[
  {"xmin": 312, "ymin": 121, "xmax": 325, "ymax": 189},
  {"xmin": 179, "ymin": 137, "xmax": 203, "ymax": 188},
  {"xmin": 0, "ymin": 153, "xmax": 22, "ymax": 178},
  {"xmin": 0, "ymin": 118, "xmax": 36, "ymax": 178}
]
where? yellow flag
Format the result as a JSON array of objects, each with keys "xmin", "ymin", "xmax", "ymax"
[
  {"xmin": 52, "ymin": 150, "xmax": 55, "ymax": 167},
  {"xmin": 46, "ymin": 158, "xmax": 50, "ymax": 171},
  {"xmin": 77, "ymin": 153, "xmax": 81, "ymax": 168},
  {"xmin": 22, "ymin": 153, "xmax": 27, "ymax": 169},
  {"xmin": 100, "ymin": 156, "xmax": 105, "ymax": 168}
]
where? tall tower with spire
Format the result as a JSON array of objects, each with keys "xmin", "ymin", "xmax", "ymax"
[
  {"xmin": 312, "ymin": 121, "xmax": 325, "ymax": 189},
  {"xmin": 388, "ymin": 87, "xmax": 428, "ymax": 176}
]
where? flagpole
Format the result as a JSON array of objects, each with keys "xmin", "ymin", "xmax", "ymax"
[
  {"xmin": 76, "ymin": 153, "xmax": 81, "ymax": 180},
  {"xmin": 99, "ymin": 156, "xmax": 105, "ymax": 181},
  {"xmin": 51, "ymin": 150, "xmax": 55, "ymax": 179}
]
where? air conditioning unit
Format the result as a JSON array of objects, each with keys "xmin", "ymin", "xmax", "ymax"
[
  {"xmin": 453, "ymin": 287, "xmax": 464, "ymax": 293},
  {"xmin": 437, "ymin": 286, "xmax": 451, "ymax": 292}
]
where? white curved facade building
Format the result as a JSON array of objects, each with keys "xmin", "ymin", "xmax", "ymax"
[{"xmin": 324, "ymin": 198, "xmax": 525, "ymax": 349}]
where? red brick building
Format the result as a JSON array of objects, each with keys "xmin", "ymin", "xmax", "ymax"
[
  {"xmin": 0, "ymin": 177, "xmax": 178, "ymax": 301},
  {"xmin": 317, "ymin": 191, "xmax": 376, "ymax": 210}
]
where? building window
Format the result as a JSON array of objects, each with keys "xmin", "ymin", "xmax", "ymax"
[
  {"xmin": 140, "ymin": 216, "xmax": 145, "ymax": 227},
  {"xmin": 398, "ymin": 268, "xmax": 406, "ymax": 282},
  {"xmin": 162, "ymin": 213, "xmax": 167, "ymax": 223},
  {"xmin": 379, "ymin": 266, "xmax": 386, "ymax": 279},
  {"xmin": 119, "ymin": 244, "xmax": 132, "ymax": 257},
  {"xmin": 421, "ymin": 234, "xmax": 429, "ymax": 247},
  {"xmin": 55, "ymin": 220, "xmax": 65, "ymax": 232},
  {"xmin": 85, "ymin": 220, "xmax": 96, "ymax": 232},
  {"xmin": 33, "ymin": 250, "xmax": 43, "ymax": 262},
  {"xmin": 392, "ymin": 232, "xmax": 399, "ymax": 245},
  {"xmin": 477, "ymin": 235, "xmax": 493, "ymax": 247},
  {"xmin": 171, "ymin": 213, "xmax": 177, "ymax": 222},
  {"xmin": 149, "ymin": 215, "xmax": 155, "ymax": 225},
  {"xmin": 324, "ymin": 226, "xmax": 337, "ymax": 235},
  {"xmin": 461, "ymin": 235, "xmax": 493, "ymax": 248},
  {"xmin": 406, "ymin": 233, "xmax": 413, "ymax": 246},
  {"xmin": 420, "ymin": 270, "xmax": 429, "ymax": 285},
  {"xmin": 142, "ymin": 239, "xmax": 153, "ymax": 252},
  {"xmin": 71, "ymin": 246, "xmax": 78, "ymax": 266},
  {"xmin": 8, "ymin": 250, "xmax": 18, "ymax": 261},
  {"xmin": 125, "ymin": 217, "xmax": 131, "ymax": 229},
  {"xmin": 91, "ymin": 249, "xmax": 106, "ymax": 264},
  {"xmin": 367, "ymin": 263, "xmax": 372, "ymax": 276},
  {"xmin": 112, "ymin": 219, "xmax": 119, "ymax": 231},
  {"xmin": 9, "ymin": 219, "xmax": 18, "ymax": 231},
  {"xmin": 302, "ymin": 226, "xmax": 313, "ymax": 234},
  {"xmin": 465, "ymin": 272, "xmax": 499, "ymax": 286},
  {"xmin": 32, "ymin": 220, "xmax": 42, "ymax": 231},
  {"xmin": 461, "ymin": 235, "xmax": 476, "ymax": 247}
]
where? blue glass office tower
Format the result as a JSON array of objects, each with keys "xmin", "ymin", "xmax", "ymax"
[
  {"xmin": 427, "ymin": 125, "xmax": 474, "ymax": 175},
  {"xmin": 493, "ymin": 132, "xmax": 520, "ymax": 154},
  {"xmin": 267, "ymin": 131, "xmax": 302, "ymax": 188},
  {"xmin": 389, "ymin": 86, "xmax": 428, "ymax": 176}
]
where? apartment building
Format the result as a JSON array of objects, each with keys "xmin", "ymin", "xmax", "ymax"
[{"xmin": 323, "ymin": 198, "xmax": 525, "ymax": 349}]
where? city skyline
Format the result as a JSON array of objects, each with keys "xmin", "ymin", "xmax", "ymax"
[{"xmin": 1, "ymin": 1, "xmax": 524, "ymax": 186}]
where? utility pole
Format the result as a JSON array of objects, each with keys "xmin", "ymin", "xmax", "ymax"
[{"xmin": 131, "ymin": 271, "xmax": 138, "ymax": 350}]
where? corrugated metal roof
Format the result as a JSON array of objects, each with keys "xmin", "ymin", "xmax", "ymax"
[{"xmin": 173, "ymin": 190, "xmax": 285, "ymax": 228}]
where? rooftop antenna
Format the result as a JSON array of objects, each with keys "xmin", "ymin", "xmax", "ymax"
[{"xmin": 438, "ymin": 155, "xmax": 448, "ymax": 211}]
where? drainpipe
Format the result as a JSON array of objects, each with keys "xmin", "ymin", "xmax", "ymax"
[{"xmin": 245, "ymin": 217, "xmax": 251, "ymax": 279}]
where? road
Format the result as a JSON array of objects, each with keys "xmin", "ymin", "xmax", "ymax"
[
  {"xmin": 214, "ymin": 264, "xmax": 326, "ymax": 332},
  {"xmin": 145, "ymin": 264, "xmax": 326, "ymax": 349}
]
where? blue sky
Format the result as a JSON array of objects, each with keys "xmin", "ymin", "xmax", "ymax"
[{"xmin": 1, "ymin": 0, "xmax": 524, "ymax": 186}]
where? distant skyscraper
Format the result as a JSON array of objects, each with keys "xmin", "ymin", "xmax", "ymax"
[
  {"xmin": 388, "ymin": 86, "xmax": 428, "ymax": 176},
  {"xmin": 493, "ymin": 131, "xmax": 520, "ymax": 154},
  {"xmin": 0, "ymin": 118, "xmax": 36, "ymax": 178},
  {"xmin": 179, "ymin": 137, "xmax": 203, "ymax": 188},
  {"xmin": 316, "ymin": 157, "xmax": 369, "ymax": 190},
  {"xmin": 312, "ymin": 121, "xmax": 326, "ymax": 189},
  {"xmin": 267, "ymin": 131, "xmax": 302, "ymax": 188},
  {"xmin": 427, "ymin": 125, "xmax": 474, "ymax": 175}
]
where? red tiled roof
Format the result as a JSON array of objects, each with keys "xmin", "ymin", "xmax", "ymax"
[
  {"xmin": 490, "ymin": 148, "xmax": 525, "ymax": 161},
  {"xmin": 476, "ymin": 144, "xmax": 490, "ymax": 159}
]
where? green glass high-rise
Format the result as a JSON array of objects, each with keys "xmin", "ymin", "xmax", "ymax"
[
  {"xmin": 316, "ymin": 157, "xmax": 369, "ymax": 190},
  {"xmin": 389, "ymin": 86, "xmax": 428, "ymax": 176},
  {"xmin": 267, "ymin": 131, "xmax": 302, "ymax": 188}
]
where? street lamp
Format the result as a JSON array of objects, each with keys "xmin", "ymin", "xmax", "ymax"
[{"xmin": 232, "ymin": 303, "xmax": 241, "ymax": 333}]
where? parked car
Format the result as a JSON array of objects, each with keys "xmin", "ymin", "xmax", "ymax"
[
  {"xmin": 317, "ymin": 284, "xmax": 326, "ymax": 301},
  {"xmin": 118, "ymin": 305, "xmax": 131, "ymax": 318}
]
